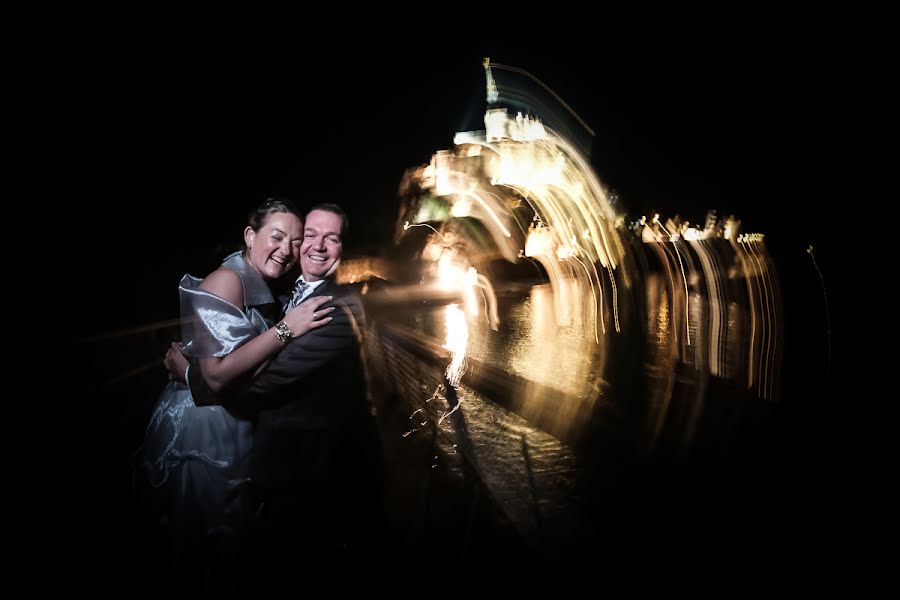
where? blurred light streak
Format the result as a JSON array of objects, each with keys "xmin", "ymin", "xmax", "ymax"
[
  {"xmin": 443, "ymin": 303, "xmax": 468, "ymax": 389},
  {"xmin": 382, "ymin": 60, "xmax": 788, "ymax": 460}
]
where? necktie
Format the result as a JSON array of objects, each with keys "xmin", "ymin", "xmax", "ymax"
[{"xmin": 284, "ymin": 279, "xmax": 310, "ymax": 313}]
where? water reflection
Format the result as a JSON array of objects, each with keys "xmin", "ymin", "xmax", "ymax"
[{"xmin": 442, "ymin": 303, "xmax": 467, "ymax": 389}]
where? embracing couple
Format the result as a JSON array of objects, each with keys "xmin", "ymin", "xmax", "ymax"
[{"xmin": 138, "ymin": 200, "xmax": 383, "ymax": 590}]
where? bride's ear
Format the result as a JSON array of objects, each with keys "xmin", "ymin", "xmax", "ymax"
[{"xmin": 244, "ymin": 226, "xmax": 255, "ymax": 249}]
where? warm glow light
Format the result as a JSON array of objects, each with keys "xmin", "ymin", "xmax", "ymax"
[{"xmin": 443, "ymin": 303, "xmax": 468, "ymax": 388}]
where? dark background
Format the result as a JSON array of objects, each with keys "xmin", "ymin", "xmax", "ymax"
[
  {"xmin": 39, "ymin": 26, "xmax": 867, "ymax": 588},
  {"xmin": 51, "ymin": 31, "xmax": 848, "ymax": 341}
]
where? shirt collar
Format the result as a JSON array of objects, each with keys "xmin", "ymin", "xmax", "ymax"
[{"xmin": 295, "ymin": 275, "xmax": 327, "ymax": 292}]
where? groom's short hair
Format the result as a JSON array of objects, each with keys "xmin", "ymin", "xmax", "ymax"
[{"xmin": 306, "ymin": 203, "xmax": 349, "ymax": 239}]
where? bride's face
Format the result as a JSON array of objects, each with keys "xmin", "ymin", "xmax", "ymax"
[{"xmin": 245, "ymin": 211, "xmax": 303, "ymax": 280}]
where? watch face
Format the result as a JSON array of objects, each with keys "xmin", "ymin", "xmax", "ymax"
[{"xmin": 275, "ymin": 322, "xmax": 292, "ymax": 343}]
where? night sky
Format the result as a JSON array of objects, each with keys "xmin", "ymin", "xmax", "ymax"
[{"xmin": 55, "ymin": 31, "xmax": 845, "ymax": 342}]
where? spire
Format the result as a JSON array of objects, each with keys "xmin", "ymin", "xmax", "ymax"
[{"xmin": 483, "ymin": 57, "xmax": 498, "ymax": 104}]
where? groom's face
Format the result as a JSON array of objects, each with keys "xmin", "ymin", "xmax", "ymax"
[{"xmin": 300, "ymin": 209, "xmax": 343, "ymax": 281}]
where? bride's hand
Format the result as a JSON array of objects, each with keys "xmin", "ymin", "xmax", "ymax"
[
  {"xmin": 282, "ymin": 295, "xmax": 334, "ymax": 337},
  {"xmin": 163, "ymin": 342, "xmax": 189, "ymax": 383}
]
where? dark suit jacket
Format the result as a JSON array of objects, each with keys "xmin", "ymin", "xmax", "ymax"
[{"xmin": 239, "ymin": 279, "xmax": 380, "ymax": 502}]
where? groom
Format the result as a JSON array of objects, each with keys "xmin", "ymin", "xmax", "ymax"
[{"xmin": 238, "ymin": 203, "xmax": 384, "ymax": 579}]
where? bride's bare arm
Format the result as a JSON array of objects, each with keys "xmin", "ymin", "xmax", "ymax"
[{"xmin": 195, "ymin": 268, "xmax": 333, "ymax": 394}]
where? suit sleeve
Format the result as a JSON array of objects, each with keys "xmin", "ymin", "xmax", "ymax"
[{"xmin": 244, "ymin": 295, "xmax": 364, "ymax": 399}]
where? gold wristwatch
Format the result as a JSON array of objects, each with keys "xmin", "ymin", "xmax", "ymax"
[{"xmin": 274, "ymin": 321, "xmax": 293, "ymax": 344}]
